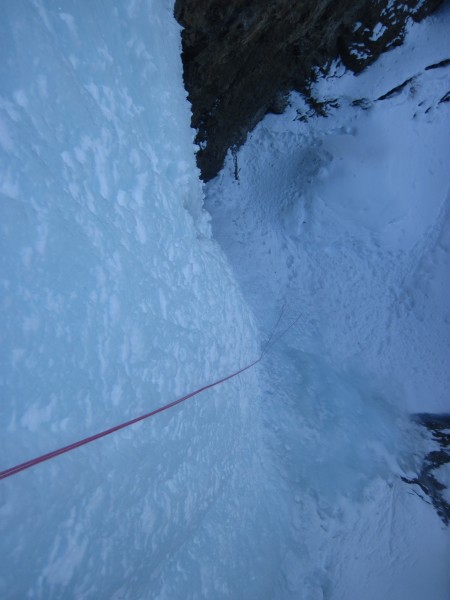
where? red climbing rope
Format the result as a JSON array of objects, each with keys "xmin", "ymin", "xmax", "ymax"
[
  {"xmin": 0, "ymin": 357, "xmax": 261, "ymax": 481},
  {"xmin": 0, "ymin": 307, "xmax": 300, "ymax": 482}
]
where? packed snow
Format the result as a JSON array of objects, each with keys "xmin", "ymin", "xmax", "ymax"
[
  {"xmin": 206, "ymin": 3, "xmax": 450, "ymax": 598},
  {"xmin": 1, "ymin": 1, "xmax": 449, "ymax": 599}
]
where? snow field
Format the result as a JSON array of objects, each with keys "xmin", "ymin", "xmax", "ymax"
[{"xmin": 206, "ymin": 4, "xmax": 450, "ymax": 598}]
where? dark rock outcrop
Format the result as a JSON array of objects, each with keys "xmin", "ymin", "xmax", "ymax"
[
  {"xmin": 174, "ymin": 0, "xmax": 443, "ymax": 181},
  {"xmin": 403, "ymin": 414, "xmax": 450, "ymax": 526}
]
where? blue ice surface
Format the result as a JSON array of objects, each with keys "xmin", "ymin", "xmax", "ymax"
[{"xmin": 0, "ymin": 2, "xmax": 272, "ymax": 598}]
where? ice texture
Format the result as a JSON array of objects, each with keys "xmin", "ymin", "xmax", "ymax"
[{"xmin": 0, "ymin": 2, "xmax": 262, "ymax": 598}]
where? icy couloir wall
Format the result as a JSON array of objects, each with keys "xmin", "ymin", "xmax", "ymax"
[{"xmin": 0, "ymin": 2, "xmax": 264, "ymax": 598}]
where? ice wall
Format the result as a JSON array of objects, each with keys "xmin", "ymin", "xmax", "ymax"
[{"xmin": 0, "ymin": 2, "xmax": 262, "ymax": 598}]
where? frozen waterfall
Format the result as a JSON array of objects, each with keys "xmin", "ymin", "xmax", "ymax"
[{"xmin": 1, "ymin": 1, "xmax": 449, "ymax": 599}]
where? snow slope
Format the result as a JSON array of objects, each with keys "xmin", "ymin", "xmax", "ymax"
[{"xmin": 206, "ymin": 4, "xmax": 450, "ymax": 599}]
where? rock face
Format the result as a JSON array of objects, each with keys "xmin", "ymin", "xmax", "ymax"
[
  {"xmin": 174, "ymin": 0, "xmax": 442, "ymax": 181},
  {"xmin": 403, "ymin": 414, "xmax": 450, "ymax": 526}
]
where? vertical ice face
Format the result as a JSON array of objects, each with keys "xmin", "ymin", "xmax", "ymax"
[
  {"xmin": 1, "ymin": 0, "xmax": 213, "ymax": 433},
  {"xmin": 0, "ymin": 2, "xmax": 260, "ymax": 598}
]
